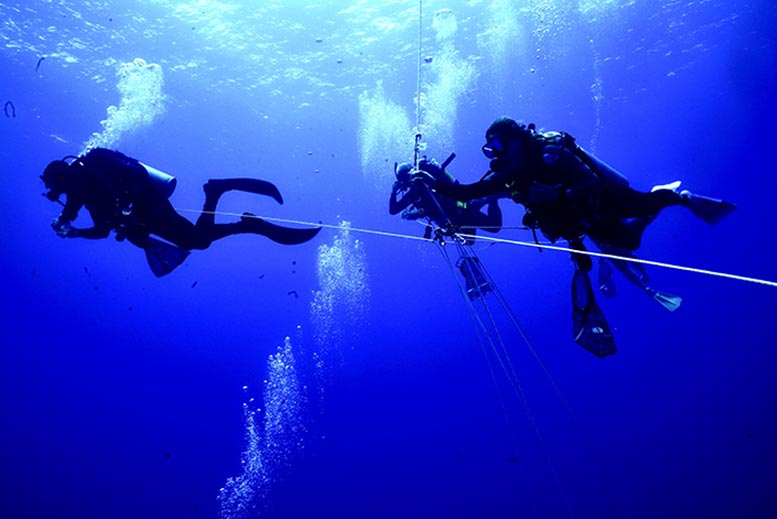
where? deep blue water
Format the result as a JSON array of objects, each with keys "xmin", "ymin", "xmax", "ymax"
[{"xmin": 2, "ymin": 1, "xmax": 777, "ymax": 518}]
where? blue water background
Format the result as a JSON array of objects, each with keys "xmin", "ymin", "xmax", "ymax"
[{"xmin": 2, "ymin": 1, "xmax": 777, "ymax": 518}]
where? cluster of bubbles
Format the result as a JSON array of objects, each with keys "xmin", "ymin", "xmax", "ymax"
[
  {"xmin": 219, "ymin": 222, "xmax": 371, "ymax": 516},
  {"xmin": 82, "ymin": 58, "xmax": 166, "ymax": 153},
  {"xmin": 310, "ymin": 221, "xmax": 371, "ymax": 381},
  {"xmin": 357, "ymin": 7, "xmax": 478, "ymax": 180},
  {"xmin": 476, "ymin": 0, "xmax": 525, "ymax": 87},
  {"xmin": 218, "ymin": 337, "xmax": 305, "ymax": 519},
  {"xmin": 358, "ymin": 81, "xmax": 412, "ymax": 187},
  {"xmin": 419, "ymin": 8, "xmax": 477, "ymax": 157}
]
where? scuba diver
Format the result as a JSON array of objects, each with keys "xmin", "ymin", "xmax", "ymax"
[
  {"xmin": 413, "ymin": 116, "xmax": 737, "ymax": 357},
  {"xmin": 41, "ymin": 148, "xmax": 322, "ymax": 276},
  {"xmin": 390, "ymin": 155, "xmax": 503, "ymax": 299}
]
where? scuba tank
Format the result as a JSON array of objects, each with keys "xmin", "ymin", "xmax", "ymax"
[
  {"xmin": 140, "ymin": 162, "xmax": 177, "ymax": 198},
  {"xmin": 574, "ymin": 146, "xmax": 630, "ymax": 187},
  {"xmin": 538, "ymin": 131, "xmax": 630, "ymax": 187}
]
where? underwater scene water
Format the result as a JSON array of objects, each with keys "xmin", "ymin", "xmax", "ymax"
[{"xmin": 1, "ymin": 0, "xmax": 776, "ymax": 518}]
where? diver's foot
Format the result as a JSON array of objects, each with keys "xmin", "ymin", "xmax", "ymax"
[
  {"xmin": 651, "ymin": 180, "xmax": 682, "ymax": 193},
  {"xmin": 240, "ymin": 212, "xmax": 321, "ymax": 245},
  {"xmin": 679, "ymin": 190, "xmax": 737, "ymax": 225}
]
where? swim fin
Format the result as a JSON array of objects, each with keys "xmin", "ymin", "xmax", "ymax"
[
  {"xmin": 680, "ymin": 190, "xmax": 737, "ymax": 225},
  {"xmin": 240, "ymin": 213, "xmax": 321, "ymax": 245},
  {"xmin": 647, "ymin": 289, "xmax": 682, "ymax": 312},
  {"xmin": 204, "ymin": 178, "xmax": 284, "ymax": 205},
  {"xmin": 597, "ymin": 258, "xmax": 617, "ymax": 297},
  {"xmin": 572, "ymin": 269, "xmax": 617, "ymax": 358},
  {"xmin": 144, "ymin": 236, "xmax": 190, "ymax": 277}
]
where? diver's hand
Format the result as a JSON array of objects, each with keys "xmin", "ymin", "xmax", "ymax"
[
  {"xmin": 52, "ymin": 218, "xmax": 78, "ymax": 238},
  {"xmin": 51, "ymin": 216, "xmax": 66, "ymax": 234},
  {"xmin": 528, "ymin": 182, "xmax": 562, "ymax": 205},
  {"xmin": 410, "ymin": 170, "xmax": 435, "ymax": 187}
]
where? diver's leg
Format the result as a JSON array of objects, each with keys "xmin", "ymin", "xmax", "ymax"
[
  {"xmin": 196, "ymin": 178, "xmax": 283, "ymax": 227},
  {"xmin": 601, "ymin": 184, "xmax": 735, "ymax": 225},
  {"xmin": 133, "ymin": 197, "xmax": 205, "ymax": 250},
  {"xmin": 599, "ymin": 185, "xmax": 683, "ymax": 219},
  {"xmin": 485, "ymin": 200, "xmax": 502, "ymax": 232},
  {"xmin": 183, "ymin": 218, "xmax": 319, "ymax": 248},
  {"xmin": 568, "ymin": 237, "xmax": 593, "ymax": 272},
  {"xmin": 584, "ymin": 219, "xmax": 642, "ymax": 251}
]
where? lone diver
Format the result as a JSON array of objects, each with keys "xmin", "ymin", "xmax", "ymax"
[
  {"xmin": 41, "ymin": 148, "xmax": 321, "ymax": 276},
  {"xmin": 412, "ymin": 117, "xmax": 736, "ymax": 356},
  {"xmin": 390, "ymin": 156, "xmax": 503, "ymax": 299},
  {"xmin": 390, "ymin": 156, "xmax": 502, "ymax": 242}
]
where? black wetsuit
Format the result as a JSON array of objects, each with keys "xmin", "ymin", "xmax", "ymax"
[
  {"xmin": 58, "ymin": 148, "xmax": 319, "ymax": 251},
  {"xmin": 434, "ymin": 139, "xmax": 682, "ymax": 250}
]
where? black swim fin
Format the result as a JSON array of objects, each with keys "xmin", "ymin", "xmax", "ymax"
[
  {"xmin": 240, "ymin": 213, "xmax": 321, "ymax": 245},
  {"xmin": 681, "ymin": 190, "xmax": 737, "ymax": 225},
  {"xmin": 144, "ymin": 236, "xmax": 190, "ymax": 277},
  {"xmin": 205, "ymin": 178, "xmax": 284, "ymax": 205},
  {"xmin": 572, "ymin": 269, "xmax": 617, "ymax": 358}
]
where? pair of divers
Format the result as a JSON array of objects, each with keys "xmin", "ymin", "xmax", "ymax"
[
  {"xmin": 406, "ymin": 117, "xmax": 736, "ymax": 357},
  {"xmin": 41, "ymin": 148, "xmax": 321, "ymax": 276},
  {"xmin": 389, "ymin": 154, "xmax": 503, "ymax": 299}
]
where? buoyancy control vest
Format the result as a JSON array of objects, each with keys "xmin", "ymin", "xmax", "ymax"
[
  {"xmin": 532, "ymin": 131, "xmax": 630, "ymax": 187},
  {"xmin": 79, "ymin": 148, "xmax": 177, "ymax": 201}
]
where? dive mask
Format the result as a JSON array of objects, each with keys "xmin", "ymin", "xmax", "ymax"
[{"xmin": 481, "ymin": 137, "xmax": 507, "ymax": 159}]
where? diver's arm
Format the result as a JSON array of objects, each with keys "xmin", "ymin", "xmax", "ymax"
[
  {"xmin": 389, "ymin": 182, "xmax": 414, "ymax": 215},
  {"xmin": 52, "ymin": 203, "xmax": 112, "ymax": 239},
  {"xmin": 53, "ymin": 220, "xmax": 112, "ymax": 239},
  {"xmin": 51, "ymin": 196, "xmax": 84, "ymax": 237},
  {"xmin": 68, "ymin": 224, "xmax": 112, "ymax": 239},
  {"xmin": 429, "ymin": 175, "xmax": 508, "ymax": 201}
]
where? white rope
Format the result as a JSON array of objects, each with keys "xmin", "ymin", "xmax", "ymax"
[
  {"xmin": 454, "ymin": 232, "xmax": 777, "ymax": 288},
  {"xmin": 176, "ymin": 208, "xmax": 777, "ymax": 289}
]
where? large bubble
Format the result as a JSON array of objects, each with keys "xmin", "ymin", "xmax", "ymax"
[
  {"xmin": 358, "ymin": 82, "xmax": 412, "ymax": 187},
  {"xmin": 82, "ymin": 58, "xmax": 166, "ymax": 153},
  {"xmin": 310, "ymin": 221, "xmax": 370, "ymax": 387},
  {"xmin": 218, "ymin": 337, "xmax": 305, "ymax": 519}
]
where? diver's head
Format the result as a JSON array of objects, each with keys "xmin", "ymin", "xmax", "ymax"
[
  {"xmin": 40, "ymin": 159, "xmax": 70, "ymax": 201},
  {"xmin": 482, "ymin": 117, "xmax": 534, "ymax": 172},
  {"xmin": 395, "ymin": 162, "xmax": 414, "ymax": 184}
]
